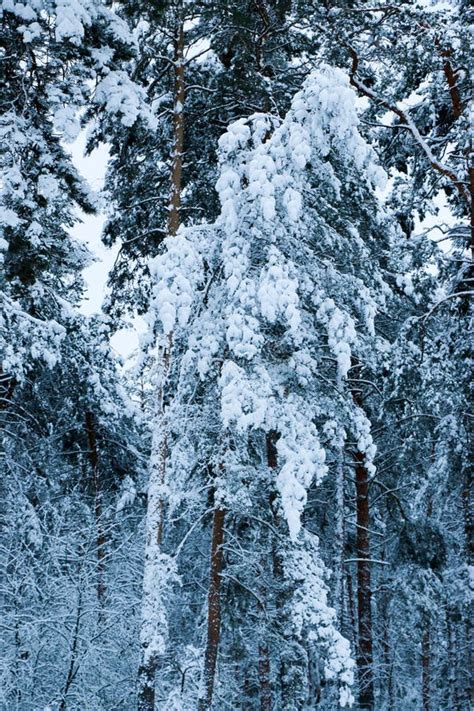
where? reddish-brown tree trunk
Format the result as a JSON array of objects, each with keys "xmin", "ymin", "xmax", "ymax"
[
  {"xmin": 168, "ymin": 19, "xmax": 185, "ymax": 237},
  {"xmin": 198, "ymin": 506, "xmax": 226, "ymax": 710},
  {"xmin": 355, "ymin": 451, "xmax": 374, "ymax": 710},
  {"xmin": 85, "ymin": 411, "xmax": 106, "ymax": 606}
]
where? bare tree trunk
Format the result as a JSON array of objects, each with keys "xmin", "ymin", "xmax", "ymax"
[
  {"xmin": 462, "ymin": 464, "xmax": 473, "ymax": 709},
  {"xmin": 349, "ymin": 370, "xmax": 375, "ymax": 711},
  {"xmin": 355, "ymin": 451, "xmax": 374, "ymax": 710},
  {"xmin": 168, "ymin": 18, "xmax": 185, "ymax": 238},
  {"xmin": 198, "ymin": 506, "xmax": 226, "ymax": 710},
  {"xmin": 422, "ymin": 626, "xmax": 430, "ymax": 711},
  {"xmin": 85, "ymin": 411, "xmax": 106, "ymax": 607},
  {"xmin": 243, "ymin": 673, "xmax": 252, "ymax": 709},
  {"xmin": 380, "ymin": 576, "xmax": 393, "ymax": 711}
]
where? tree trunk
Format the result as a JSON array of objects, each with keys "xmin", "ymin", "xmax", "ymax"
[
  {"xmin": 138, "ymin": 8, "xmax": 185, "ymax": 706},
  {"xmin": 333, "ymin": 374, "xmax": 346, "ymax": 627},
  {"xmin": 380, "ymin": 574, "xmax": 393, "ymax": 711},
  {"xmin": 137, "ymin": 338, "xmax": 173, "ymax": 711},
  {"xmin": 422, "ymin": 626, "xmax": 430, "ymax": 711},
  {"xmin": 446, "ymin": 608, "xmax": 460, "ymax": 711},
  {"xmin": 462, "ymin": 463, "xmax": 473, "ymax": 709},
  {"xmin": 355, "ymin": 451, "xmax": 374, "ymax": 710},
  {"xmin": 168, "ymin": 18, "xmax": 185, "ymax": 237},
  {"xmin": 198, "ymin": 506, "xmax": 226, "ymax": 711},
  {"xmin": 85, "ymin": 411, "xmax": 106, "ymax": 607},
  {"xmin": 260, "ymin": 432, "xmax": 281, "ymax": 708}
]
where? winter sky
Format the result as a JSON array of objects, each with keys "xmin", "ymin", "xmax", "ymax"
[{"xmin": 69, "ymin": 133, "xmax": 146, "ymax": 360}]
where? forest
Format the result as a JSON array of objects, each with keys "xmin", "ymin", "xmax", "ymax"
[{"xmin": 0, "ymin": 1, "xmax": 472, "ymax": 709}]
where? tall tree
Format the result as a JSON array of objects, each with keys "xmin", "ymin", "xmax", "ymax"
[
  {"xmin": 100, "ymin": 0, "xmax": 316, "ymax": 319},
  {"xmin": 1, "ymin": 2, "xmax": 146, "ymax": 706},
  {"xmin": 146, "ymin": 64, "xmax": 398, "ymax": 708}
]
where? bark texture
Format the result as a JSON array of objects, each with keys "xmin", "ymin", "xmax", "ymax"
[
  {"xmin": 258, "ymin": 643, "xmax": 272, "ymax": 711},
  {"xmin": 198, "ymin": 506, "xmax": 226, "ymax": 711},
  {"xmin": 168, "ymin": 20, "xmax": 185, "ymax": 238},
  {"xmin": 355, "ymin": 451, "xmax": 374, "ymax": 710}
]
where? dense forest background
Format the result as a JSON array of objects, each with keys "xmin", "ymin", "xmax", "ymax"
[{"xmin": 0, "ymin": 1, "xmax": 472, "ymax": 709}]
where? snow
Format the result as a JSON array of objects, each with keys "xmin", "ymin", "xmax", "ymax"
[
  {"xmin": 276, "ymin": 405, "xmax": 327, "ymax": 541},
  {"xmin": 21, "ymin": 20, "xmax": 41, "ymax": 42},
  {"xmin": 147, "ymin": 63, "xmax": 386, "ymax": 549},
  {"xmin": 55, "ymin": 0, "xmax": 93, "ymax": 44},
  {"xmin": 2, "ymin": 0, "xmax": 37, "ymax": 21},
  {"xmin": 95, "ymin": 71, "xmax": 155, "ymax": 129},
  {"xmin": 37, "ymin": 174, "xmax": 60, "ymax": 201},
  {"xmin": 351, "ymin": 408, "xmax": 377, "ymax": 476},
  {"xmin": 257, "ymin": 248, "xmax": 301, "ymax": 337},
  {"xmin": 150, "ymin": 233, "xmax": 203, "ymax": 335},
  {"xmin": 1, "ymin": 294, "xmax": 66, "ymax": 379},
  {"xmin": 116, "ymin": 475, "xmax": 137, "ymax": 512},
  {"xmin": 219, "ymin": 360, "xmax": 272, "ymax": 431},
  {"xmin": 283, "ymin": 186, "xmax": 303, "ymax": 223},
  {"xmin": 0, "ymin": 207, "xmax": 22, "ymax": 228},
  {"xmin": 225, "ymin": 311, "xmax": 263, "ymax": 359},
  {"xmin": 52, "ymin": 106, "xmax": 81, "ymax": 142},
  {"xmin": 285, "ymin": 532, "xmax": 355, "ymax": 705},
  {"xmin": 316, "ymin": 296, "xmax": 357, "ymax": 378}
]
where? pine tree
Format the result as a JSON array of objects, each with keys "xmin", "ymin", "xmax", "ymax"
[
  {"xmin": 100, "ymin": 0, "xmax": 317, "ymax": 320},
  {"xmin": 1, "ymin": 2, "xmax": 146, "ymax": 706},
  {"xmin": 1, "ymin": 2, "xmax": 471, "ymax": 708},
  {"xmin": 145, "ymin": 64, "xmax": 396, "ymax": 709}
]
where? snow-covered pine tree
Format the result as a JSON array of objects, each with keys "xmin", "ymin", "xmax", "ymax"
[
  {"xmin": 1, "ymin": 1, "xmax": 147, "ymax": 706},
  {"xmin": 99, "ymin": 0, "xmax": 318, "ymax": 320},
  {"xmin": 144, "ymin": 64, "xmax": 395, "ymax": 709},
  {"xmin": 372, "ymin": 230, "xmax": 473, "ymax": 710},
  {"xmin": 1, "ymin": 0, "xmax": 152, "ymax": 377},
  {"xmin": 2, "ymin": 2, "xmax": 470, "ymax": 708},
  {"xmin": 311, "ymin": 4, "xmax": 473, "ymax": 706}
]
